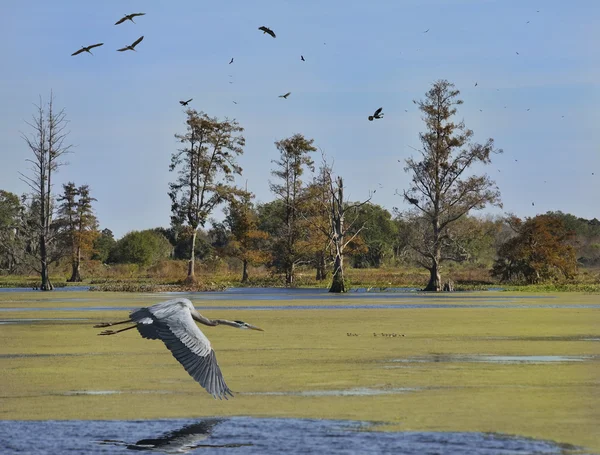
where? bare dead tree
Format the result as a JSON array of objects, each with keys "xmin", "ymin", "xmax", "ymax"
[
  {"xmin": 19, "ymin": 92, "xmax": 72, "ymax": 290},
  {"xmin": 309, "ymin": 157, "xmax": 372, "ymax": 293},
  {"xmin": 402, "ymin": 80, "xmax": 501, "ymax": 291}
]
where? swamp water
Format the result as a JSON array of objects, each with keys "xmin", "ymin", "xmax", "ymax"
[
  {"xmin": 0, "ymin": 288, "xmax": 598, "ymax": 453},
  {"xmin": 0, "ymin": 417, "xmax": 588, "ymax": 454}
]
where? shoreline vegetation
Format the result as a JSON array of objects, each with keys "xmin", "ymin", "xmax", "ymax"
[{"xmin": 1, "ymin": 263, "xmax": 599, "ymax": 293}]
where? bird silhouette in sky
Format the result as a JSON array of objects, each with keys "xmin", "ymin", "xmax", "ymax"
[
  {"xmin": 179, "ymin": 99, "xmax": 193, "ymax": 106},
  {"xmin": 115, "ymin": 13, "xmax": 145, "ymax": 25},
  {"xmin": 423, "ymin": 29, "xmax": 429, "ymax": 33},
  {"xmin": 258, "ymin": 26, "xmax": 276, "ymax": 38},
  {"xmin": 301, "ymin": 55, "xmax": 305, "ymax": 61},
  {"xmin": 71, "ymin": 43, "xmax": 103, "ymax": 56},
  {"xmin": 229, "ymin": 58, "xmax": 234, "ymax": 64},
  {"xmin": 279, "ymin": 92, "xmax": 291, "ymax": 99},
  {"xmin": 117, "ymin": 36, "xmax": 144, "ymax": 52},
  {"xmin": 368, "ymin": 107, "xmax": 384, "ymax": 121}
]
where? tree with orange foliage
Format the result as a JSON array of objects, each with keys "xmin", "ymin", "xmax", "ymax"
[
  {"xmin": 491, "ymin": 215, "xmax": 577, "ymax": 284},
  {"xmin": 57, "ymin": 183, "xmax": 98, "ymax": 282},
  {"xmin": 223, "ymin": 192, "xmax": 270, "ymax": 283}
]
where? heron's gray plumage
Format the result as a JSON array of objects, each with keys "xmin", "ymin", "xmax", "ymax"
[{"xmin": 129, "ymin": 299, "xmax": 232, "ymax": 399}]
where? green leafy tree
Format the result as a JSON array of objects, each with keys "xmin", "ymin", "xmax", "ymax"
[
  {"xmin": 350, "ymin": 204, "xmax": 397, "ymax": 268},
  {"xmin": 92, "ymin": 228, "xmax": 116, "ymax": 263},
  {"xmin": 0, "ymin": 190, "xmax": 26, "ymax": 273},
  {"xmin": 492, "ymin": 215, "xmax": 578, "ymax": 284},
  {"xmin": 109, "ymin": 230, "xmax": 173, "ymax": 266},
  {"xmin": 402, "ymin": 80, "xmax": 502, "ymax": 291},
  {"xmin": 223, "ymin": 192, "xmax": 270, "ymax": 282},
  {"xmin": 269, "ymin": 134, "xmax": 316, "ymax": 285},
  {"xmin": 169, "ymin": 109, "xmax": 245, "ymax": 283}
]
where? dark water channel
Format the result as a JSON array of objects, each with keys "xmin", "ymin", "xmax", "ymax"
[{"xmin": 0, "ymin": 417, "xmax": 588, "ymax": 455}]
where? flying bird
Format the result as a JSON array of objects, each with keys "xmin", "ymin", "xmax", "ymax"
[
  {"xmin": 301, "ymin": 55, "xmax": 305, "ymax": 61},
  {"xmin": 179, "ymin": 99, "xmax": 193, "ymax": 106},
  {"xmin": 117, "ymin": 36, "xmax": 144, "ymax": 52},
  {"xmin": 368, "ymin": 107, "xmax": 384, "ymax": 121},
  {"xmin": 516, "ymin": 51, "xmax": 520, "ymax": 55},
  {"xmin": 71, "ymin": 43, "xmax": 103, "ymax": 56},
  {"xmin": 229, "ymin": 58, "xmax": 234, "ymax": 64},
  {"xmin": 474, "ymin": 82, "xmax": 478, "ymax": 87},
  {"xmin": 233, "ymin": 101, "xmax": 238, "ymax": 104},
  {"xmin": 279, "ymin": 92, "xmax": 291, "ymax": 99},
  {"xmin": 423, "ymin": 29, "xmax": 430, "ymax": 33},
  {"xmin": 258, "ymin": 26, "xmax": 276, "ymax": 38},
  {"xmin": 94, "ymin": 298, "xmax": 264, "ymax": 399},
  {"xmin": 115, "ymin": 13, "xmax": 146, "ymax": 25}
]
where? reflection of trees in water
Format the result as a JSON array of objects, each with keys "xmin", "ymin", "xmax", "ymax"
[{"xmin": 97, "ymin": 419, "xmax": 252, "ymax": 453}]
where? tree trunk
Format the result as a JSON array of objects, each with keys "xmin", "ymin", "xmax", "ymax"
[
  {"xmin": 315, "ymin": 254, "xmax": 327, "ymax": 281},
  {"xmin": 285, "ymin": 263, "xmax": 294, "ymax": 286},
  {"xmin": 241, "ymin": 259, "xmax": 249, "ymax": 283},
  {"xmin": 329, "ymin": 253, "xmax": 345, "ymax": 293},
  {"xmin": 68, "ymin": 247, "xmax": 81, "ymax": 282},
  {"xmin": 186, "ymin": 229, "xmax": 198, "ymax": 284},
  {"xmin": 424, "ymin": 262, "xmax": 441, "ymax": 291}
]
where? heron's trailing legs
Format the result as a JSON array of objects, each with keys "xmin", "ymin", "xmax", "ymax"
[
  {"xmin": 94, "ymin": 319, "xmax": 132, "ymax": 328},
  {"xmin": 99, "ymin": 325, "xmax": 137, "ymax": 336}
]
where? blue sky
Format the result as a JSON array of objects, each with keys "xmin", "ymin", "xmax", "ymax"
[{"xmin": 1, "ymin": 0, "xmax": 598, "ymax": 238}]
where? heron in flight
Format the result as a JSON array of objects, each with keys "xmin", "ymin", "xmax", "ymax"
[
  {"xmin": 117, "ymin": 36, "xmax": 144, "ymax": 52},
  {"xmin": 368, "ymin": 107, "xmax": 384, "ymax": 121},
  {"xmin": 115, "ymin": 13, "xmax": 146, "ymax": 25},
  {"xmin": 94, "ymin": 298, "xmax": 264, "ymax": 399},
  {"xmin": 71, "ymin": 43, "xmax": 103, "ymax": 56},
  {"xmin": 279, "ymin": 92, "xmax": 291, "ymax": 99},
  {"xmin": 180, "ymin": 98, "xmax": 193, "ymax": 106},
  {"xmin": 258, "ymin": 26, "xmax": 276, "ymax": 38}
]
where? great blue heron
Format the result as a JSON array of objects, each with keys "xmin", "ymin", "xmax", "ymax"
[
  {"xmin": 368, "ymin": 107, "xmax": 384, "ymax": 121},
  {"xmin": 180, "ymin": 98, "xmax": 193, "ymax": 106},
  {"xmin": 258, "ymin": 26, "xmax": 276, "ymax": 38},
  {"xmin": 94, "ymin": 298, "xmax": 264, "ymax": 399},
  {"xmin": 279, "ymin": 92, "xmax": 291, "ymax": 99},
  {"xmin": 301, "ymin": 55, "xmax": 305, "ymax": 61},
  {"xmin": 115, "ymin": 13, "xmax": 146, "ymax": 25},
  {"xmin": 71, "ymin": 43, "xmax": 104, "ymax": 56},
  {"xmin": 229, "ymin": 57, "xmax": 234, "ymax": 64},
  {"xmin": 117, "ymin": 36, "xmax": 144, "ymax": 52}
]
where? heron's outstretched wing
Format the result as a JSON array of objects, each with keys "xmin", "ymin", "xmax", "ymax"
[
  {"xmin": 131, "ymin": 301, "xmax": 233, "ymax": 399},
  {"xmin": 71, "ymin": 48, "xmax": 85, "ymax": 56},
  {"xmin": 117, "ymin": 47, "xmax": 128, "ymax": 52},
  {"xmin": 131, "ymin": 13, "xmax": 146, "ymax": 18},
  {"xmin": 131, "ymin": 35, "xmax": 144, "ymax": 48},
  {"xmin": 88, "ymin": 43, "xmax": 104, "ymax": 50},
  {"xmin": 115, "ymin": 16, "xmax": 128, "ymax": 25},
  {"xmin": 374, "ymin": 107, "xmax": 383, "ymax": 116}
]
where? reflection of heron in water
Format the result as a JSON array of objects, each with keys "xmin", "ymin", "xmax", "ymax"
[{"xmin": 97, "ymin": 419, "xmax": 252, "ymax": 452}]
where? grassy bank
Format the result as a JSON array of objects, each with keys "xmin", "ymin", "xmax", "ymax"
[
  {"xmin": 0, "ymin": 291, "xmax": 598, "ymax": 451},
  {"xmin": 2, "ymin": 262, "xmax": 600, "ymax": 292}
]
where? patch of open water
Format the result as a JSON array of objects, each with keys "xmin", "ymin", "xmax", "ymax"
[{"xmin": 0, "ymin": 417, "xmax": 589, "ymax": 454}]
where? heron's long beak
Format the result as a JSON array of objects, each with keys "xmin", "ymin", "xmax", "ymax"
[{"xmin": 247, "ymin": 324, "xmax": 264, "ymax": 332}]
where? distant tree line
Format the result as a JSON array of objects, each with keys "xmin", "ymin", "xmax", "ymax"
[{"xmin": 1, "ymin": 84, "xmax": 596, "ymax": 291}]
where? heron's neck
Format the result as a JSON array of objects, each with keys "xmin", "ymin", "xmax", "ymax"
[{"xmin": 191, "ymin": 310, "xmax": 238, "ymax": 328}]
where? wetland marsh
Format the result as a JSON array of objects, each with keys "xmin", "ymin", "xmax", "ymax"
[{"xmin": 0, "ymin": 289, "xmax": 598, "ymax": 453}]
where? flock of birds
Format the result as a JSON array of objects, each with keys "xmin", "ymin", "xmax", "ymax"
[
  {"xmin": 71, "ymin": 14, "xmax": 382, "ymax": 119},
  {"xmin": 70, "ymin": 13, "xmax": 146, "ymax": 56}
]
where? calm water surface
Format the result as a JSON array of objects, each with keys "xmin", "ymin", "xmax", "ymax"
[{"xmin": 0, "ymin": 417, "xmax": 588, "ymax": 455}]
